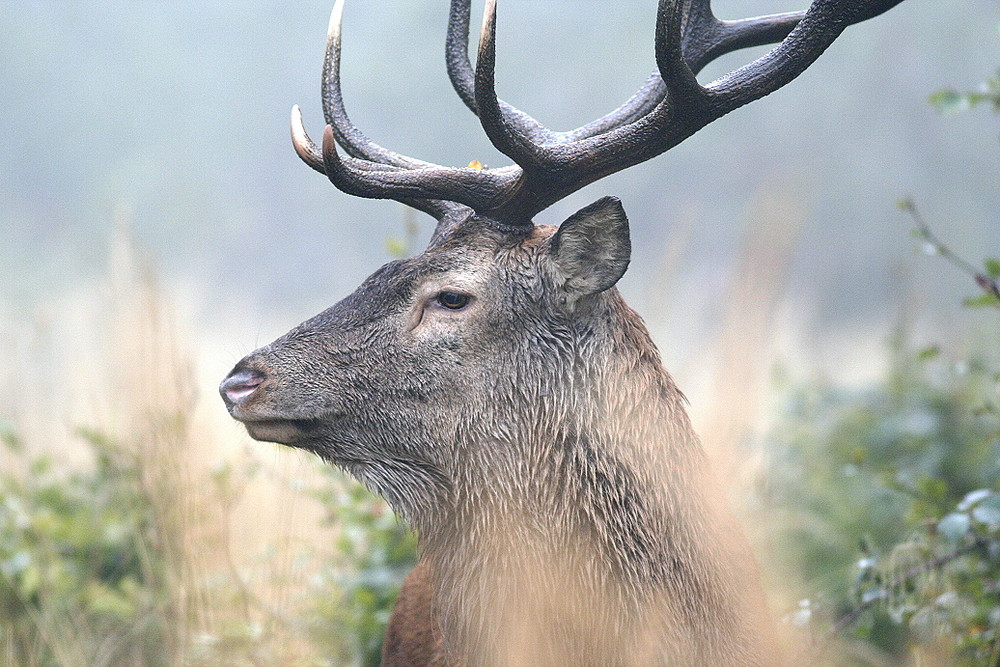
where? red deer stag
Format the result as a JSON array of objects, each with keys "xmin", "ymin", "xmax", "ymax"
[{"xmin": 221, "ymin": 0, "xmax": 907, "ymax": 663}]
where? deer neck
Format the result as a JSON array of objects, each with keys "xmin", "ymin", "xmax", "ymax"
[
  {"xmin": 434, "ymin": 295, "xmax": 703, "ymax": 549},
  {"xmin": 418, "ymin": 298, "xmax": 733, "ymax": 663}
]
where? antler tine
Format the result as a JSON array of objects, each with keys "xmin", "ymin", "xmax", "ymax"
[
  {"xmin": 294, "ymin": 0, "xmax": 483, "ymax": 221},
  {"xmin": 693, "ymin": 0, "xmax": 906, "ymax": 82},
  {"xmin": 622, "ymin": 0, "xmax": 907, "ymax": 138},
  {"xmin": 445, "ymin": 0, "xmax": 478, "ymax": 113},
  {"xmin": 319, "ymin": 0, "xmax": 430, "ymax": 168},
  {"xmin": 687, "ymin": 12, "xmax": 801, "ymax": 72},
  {"xmin": 702, "ymin": 0, "xmax": 906, "ymax": 117},
  {"xmin": 319, "ymin": 126, "xmax": 522, "ymax": 218},
  {"xmin": 290, "ymin": 0, "xmax": 430, "ymax": 171},
  {"xmin": 656, "ymin": 0, "xmax": 712, "ymax": 112},
  {"xmin": 558, "ymin": 74, "xmax": 664, "ymax": 143},
  {"xmin": 291, "ymin": 105, "xmax": 327, "ymax": 174},
  {"xmin": 293, "ymin": 116, "xmax": 464, "ymax": 219},
  {"xmin": 472, "ymin": 0, "xmax": 567, "ymax": 179},
  {"xmin": 533, "ymin": 3, "xmax": 803, "ymax": 143},
  {"xmin": 681, "ymin": 0, "xmax": 904, "ymax": 78},
  {"xmin": 450, "ymin": 0, "xmax": 672, "ymax": 148},
  {"xmin": 556, "ymin": 10, "xmax": 788, "ymax": 141},
  {"xmin": 446, "ymin": 0, "xmax": 555, "ymax": 145},
  {"xmin": 556, "ymin": 7, "xmax": 799, "ymax": 143},
  {"xmin": 527, "ymin": 0, "xmax": 779, "ymax": 144},
  {"xmin": 545, "ymin": 0, "xmax": 903, "ymax": 143},
  {"xmin": 476, "ymin": 0, "xmax": 909, "ymax": 221}
]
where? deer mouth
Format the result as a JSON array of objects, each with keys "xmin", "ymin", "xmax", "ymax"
[{"xmin": 238, "ymin": 417, "xmax": 319, "ymax": 445}]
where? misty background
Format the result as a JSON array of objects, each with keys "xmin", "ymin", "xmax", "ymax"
[
  {"xmin": 2, "ymin": 3, "xmax": 1000, "ymax": 663},
  {"xmin": 2, "ymin": 0, "xmax": 999, "ymax": 404}
]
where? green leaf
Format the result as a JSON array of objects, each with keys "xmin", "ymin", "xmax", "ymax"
[
  {"xmin": 384, "ymin": 237, "xmax": 407, "ymax": 258},
  {"xmin": 0, "ymin": 418, "xmax": 21, "ymax": 452},
  {"xmin": 984, "ymin": 258, "xmax": 1000, "ymax": 278},
  {"xmin": 929, "ymin": 89, "xmax": 970, "ymax": 114},
  {"xmin": 19, "ymin": 562, "xmax": 42, "ymax": 597},
  {"xmin": 86, "ymin": 581, "xmax": 136, "ymax": 618},
  {"xmin": 917, "ymin": 345, "xmax": 940, "ymax": 361},
  {"xmin": 937, "ymin": 512, "xmax": 971, "ymax": 543},
  {"xmin": 962, "ymin": 293, "xmax": 1000, "ymax": 309},
  {"xmin": 30, "ymin": 456, "xmax": 52, "ymax": 476}
]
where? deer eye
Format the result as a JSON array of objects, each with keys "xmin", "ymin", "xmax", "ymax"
[{"xmin": 435, "ymin": 291, "xmax": 471, "ymax": 311}]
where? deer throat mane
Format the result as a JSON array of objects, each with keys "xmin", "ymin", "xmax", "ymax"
[
  {"xmin": 418, "ymin": 343, "xmax": 761, "ymax": 664},
  {"xmin": 423, "ymin": 306, "xmax": 710, "ymax": 590},
  {"xmin": 421, "ymin": 386, "xmax": 732, "ymax": 665}
]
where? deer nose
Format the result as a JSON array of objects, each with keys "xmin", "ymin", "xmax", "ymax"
[{"xmin": 220, "ymin": 368, "xmax": 266, "ymax": 406}]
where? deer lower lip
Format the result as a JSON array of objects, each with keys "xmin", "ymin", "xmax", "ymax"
[{"xmin": 240, "ymin": 418, "xmax": 315, "ymax": 445}]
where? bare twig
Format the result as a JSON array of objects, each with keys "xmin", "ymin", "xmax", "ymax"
[{"xmin": 899, "ymin": 198, "xmax": 1000, "ymax": 305}]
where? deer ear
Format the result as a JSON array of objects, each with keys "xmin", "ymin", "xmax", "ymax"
[{"xmin": 550, "ymin": 196, "xmax": 631, "ymax": 297}]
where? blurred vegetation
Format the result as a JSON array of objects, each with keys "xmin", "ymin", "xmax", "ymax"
[
  {"xmin": 3, "ymin": 46, "xmax": 999, "ymax": 667},
  {"xmin": 0, "ymin": 427, "xmax": 166, "ymax": 666},
  {"xmin": 0, "ymin": 419, "xmax": 412, "ymax": 667},
  {"xmin": 769, "ymin": 70, "xmax": 1000, "ymax": 662},
  {"xmin": 305, "ymin": 473, "xmax": 417, "ymax": 666},
  {"xmin": 930, "ymin": 68, "xmax": 1000, "ymax": 116},
  {"xmin": 769, "ymin": 330, "xmax": 1000, "ymax": 665}
]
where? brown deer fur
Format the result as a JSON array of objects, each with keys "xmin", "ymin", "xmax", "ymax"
[
  {"xmin": 221, "ymin": 0, "xmax": 910, "ymax": 663},
  {"xmin": 224, "ymin": 209, "xmax": 777, "ymax": 664}
]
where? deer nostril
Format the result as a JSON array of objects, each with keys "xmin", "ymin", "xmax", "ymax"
[{"xmin": 220, "ymin": 369, "xmax": 266, "ymax": 405}]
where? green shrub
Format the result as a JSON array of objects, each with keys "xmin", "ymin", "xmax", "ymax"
[
  {"xmin": 0, "ymin": 427, "xmax": 167, "ymax": 666},
  {"xmin": 770, "ymin": 336, "xmax": 1000, "ymax": 664}
]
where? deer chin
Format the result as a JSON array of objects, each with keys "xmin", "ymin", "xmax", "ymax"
[{"xmin": 239, "ymin": 418, "xmax": 317, "ymax": 445}]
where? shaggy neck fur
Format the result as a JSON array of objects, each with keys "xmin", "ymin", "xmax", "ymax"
[{"xmin": 415, "ymin": 292, "xmax": 775, "ymax": 666}]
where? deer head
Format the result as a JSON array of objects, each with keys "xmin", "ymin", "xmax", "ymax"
[{"xmin": 221, "ymin": 0, "xmax": 908, "ymax": 662}]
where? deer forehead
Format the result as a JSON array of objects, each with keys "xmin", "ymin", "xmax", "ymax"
[
  {"xmin": 412, "ymin": 266, "xmax": 490, "ymax": 296},
  {"xmin": 415, "ymin": 232, "xmax": 552, "ymax": 290}
]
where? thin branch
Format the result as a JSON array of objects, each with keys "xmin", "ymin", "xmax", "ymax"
[{"xmin": 899, "ymin": 198, "xmax": 1000, "ymax": 304}]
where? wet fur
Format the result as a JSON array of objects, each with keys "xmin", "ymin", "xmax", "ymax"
[{"xmin": 226, "ymin": 205, "xmax": 777, "ymax": 665}]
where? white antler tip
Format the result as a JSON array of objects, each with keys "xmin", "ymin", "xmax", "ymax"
[
  {"xmin": 482, "ymin": 0, "xmax": 497, "ymax": 28},
  {"xmin": 290, "ymin": 105, "xmax": 304, "ymax": 133},
  {"xmin": 290, "ymin": 105, "xmax": 312, "ymax": 155},
  {"xmin": 478, "ymin": 0, "xmax": 497, "ymax": 52},
  {"xmin": 328, "ymin": 0, "xmax": 345, "ymax": 41}
]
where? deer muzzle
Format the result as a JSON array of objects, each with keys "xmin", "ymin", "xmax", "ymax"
[{"xmin": 220, "ymin": 365, "xmax": 317, "ymax": 445}]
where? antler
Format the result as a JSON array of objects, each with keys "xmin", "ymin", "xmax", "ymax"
[{"xmin": 292, "ymin": 0, "xmax": 907, "ymax": 229}]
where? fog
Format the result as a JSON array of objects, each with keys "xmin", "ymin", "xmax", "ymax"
[{"xmin": 3, "ymin": 0, "xmax": 999, "ymax": 394}]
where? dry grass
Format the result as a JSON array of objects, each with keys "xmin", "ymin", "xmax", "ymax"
[{"xmin": 1, "ymin": 211, "xmax": 341, "ymax": 666}]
